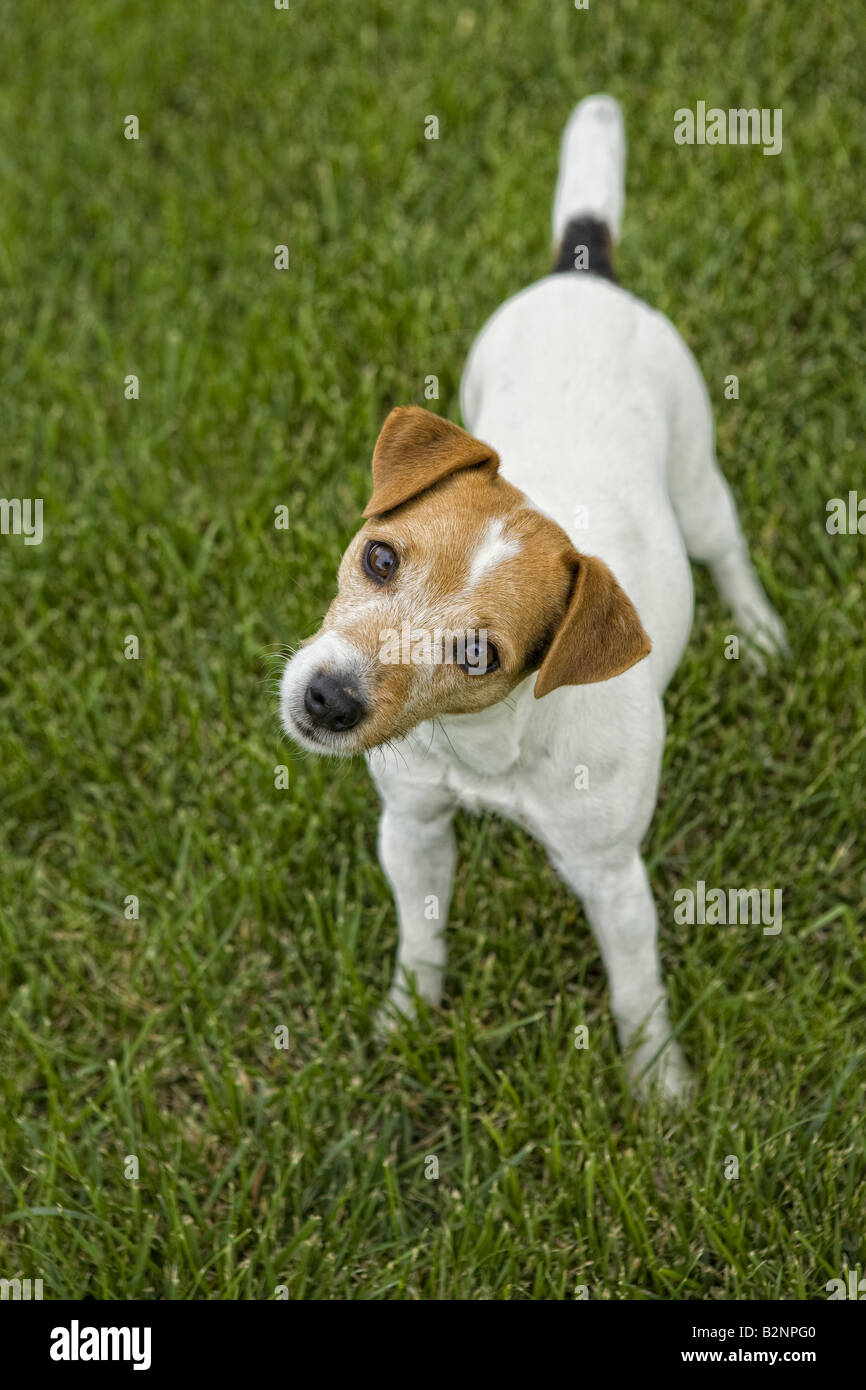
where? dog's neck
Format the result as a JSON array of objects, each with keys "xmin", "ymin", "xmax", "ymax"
[{"xmin": 417, "ymin": 673, "xmax": 537, "ymax": 776}]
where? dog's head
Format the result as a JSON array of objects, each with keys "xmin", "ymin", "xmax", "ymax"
[{"xmin": 280, "ymin": 407, "xmax": 650, "ymax": 755}]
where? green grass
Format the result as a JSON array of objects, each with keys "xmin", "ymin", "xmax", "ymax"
[{"xmin": 1, "ymin": 0, "xmax": 864, "ymax": 1300}]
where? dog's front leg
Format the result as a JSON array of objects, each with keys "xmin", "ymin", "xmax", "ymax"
[
  {"xmin": 552, "ymin": 847, "xmax": 692, "ymax": 1102},
  {"xmin": 374, "ymin": 784, "xmax": 457, "ymax": 1028}
]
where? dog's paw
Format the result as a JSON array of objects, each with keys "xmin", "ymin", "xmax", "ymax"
[
  {"xmin": 738, "ymin": 604, "xmax": 791, "ymax": 672},
  {"xmin": 629, "ymin": 1039, "xmax": 694, "ymax": 1106},
  {"xmin": 372, "ymin": 988, "xmax": 418, "ymax": 1041}
]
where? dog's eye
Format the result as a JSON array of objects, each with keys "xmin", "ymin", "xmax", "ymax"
[
  {"xmin": 460, "ymin": 634, "xmax": 500, "ymax": 676},
  {"xmin": 363, "ymin": 540, "xmax": 399, "ymax": 584}
]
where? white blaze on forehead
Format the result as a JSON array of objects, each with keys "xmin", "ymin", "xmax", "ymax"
[{"xmin": 467, "ymin": 517, "xmax": 522, "ymax": 588}]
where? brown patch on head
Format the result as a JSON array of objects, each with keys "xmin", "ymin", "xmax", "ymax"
[
  {"xmin": 322, "ymin": 467, "xmax": 570, "ymax": 747},
  {"xmin": 287, "ymin": 407, "xmax": 650, "ymax": 754}
]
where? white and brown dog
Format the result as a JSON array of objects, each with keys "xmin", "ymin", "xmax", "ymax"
[{"xmin": 280, "ymin": 95, "xmax": 787, "ymax": 1099}]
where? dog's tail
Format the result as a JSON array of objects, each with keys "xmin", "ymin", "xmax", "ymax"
[{"xmin": 551, "ymin": 94, "xmax": 625, "ymax": 283}]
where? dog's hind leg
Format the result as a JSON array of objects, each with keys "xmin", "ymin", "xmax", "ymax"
[{"xmin": 663, "ymin": 334, "xmax": 790, "ymax": 667}]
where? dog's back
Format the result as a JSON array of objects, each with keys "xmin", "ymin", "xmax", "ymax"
[{"xmin": 460, "ymin": 100, "xmax": 698, "ymax": 690}]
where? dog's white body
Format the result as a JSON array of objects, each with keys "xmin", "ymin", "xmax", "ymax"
[
  {"xmin": 369, "ymin": 187, "xmax": 786, "ymax": 1097},
  {"xmin": 283, "ymin": 97, "xmax": 786, "ymax": 1098},
  {"xmin": 369, "ymin": 269, "xmax": 783, "ymax": 1096}
]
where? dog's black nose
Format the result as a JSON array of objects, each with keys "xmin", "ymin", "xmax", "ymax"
[{"xmin": 303, "ymin": 672, "xmax": 366, "ymax": 732}]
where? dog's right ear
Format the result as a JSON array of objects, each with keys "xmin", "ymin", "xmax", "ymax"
[{"xmin": 363, "ymin": 406, "xmax": 500, "ymax": 517}]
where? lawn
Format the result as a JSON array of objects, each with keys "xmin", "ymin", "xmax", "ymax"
[{"xmin": 0, "ymin": 0, "xmax": 863, "ymax": 1299}]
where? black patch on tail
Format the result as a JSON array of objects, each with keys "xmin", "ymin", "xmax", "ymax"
[{"xmin": 552, "ymin": 215, "xmax": 617, "ymax": 283}]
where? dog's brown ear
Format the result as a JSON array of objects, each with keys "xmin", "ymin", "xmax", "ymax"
[
  {"xmin": 534, "ymin": 551, "xmax": 651, "ymax": 697},
  {"xmin": 363, "ymin": 406, "xmax": 500, "ymax": 517}
]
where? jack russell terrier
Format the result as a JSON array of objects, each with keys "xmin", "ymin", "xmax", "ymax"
[{"xmin": 279, "ymin": 95, "xmax": 788, "ymax": 1100}]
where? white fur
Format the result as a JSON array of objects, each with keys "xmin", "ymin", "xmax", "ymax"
[
  {"xmin": 552, "ymin": 93, "xmax": 626, "ymax": 245},
  {"xmin": 364, "ymin": 97, "xmax": 787, "ymax": 1101},
  {"xmin": 280, "ymin": 631, "xmax": 370, "ymax": 756},
  {"xmin": 466, "ymin": 517, "xmax": 521, "ymax": 587}
]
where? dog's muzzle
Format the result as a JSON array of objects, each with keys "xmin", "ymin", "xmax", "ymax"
[{"xmin": 280, "ymin": 633, "xmax": 372, "ymax": 753}]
